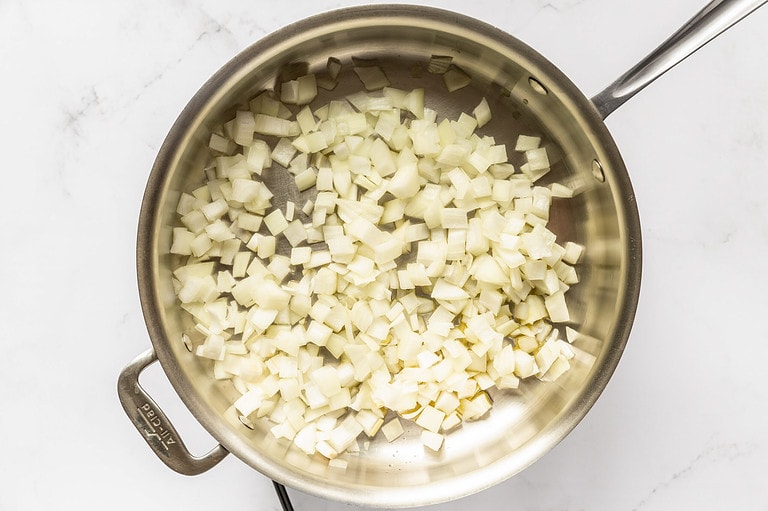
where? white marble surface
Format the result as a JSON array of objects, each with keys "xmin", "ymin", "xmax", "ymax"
[{"xmin": 2, "ymin": 0, "xmax": 767, "ymax": 509}]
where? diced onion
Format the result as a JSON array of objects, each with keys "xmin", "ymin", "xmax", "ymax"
[
  {"xmin": 427, "ymin": 54, "xmax": 453, "ymax": 74},
  {"xmin": 443, "ymin": 66, "xmax": 471, "ymax": 92},
  {"xmin": 171, "ymin": 67, "xmax": 585, "ymax": 463},
  {"xmin": 354, "ymin": 65, "xmax": 390, "ymax": 91}
]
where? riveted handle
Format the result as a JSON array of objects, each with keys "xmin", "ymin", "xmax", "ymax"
[
  {"xmin": 592, "ymin": 0, "xmax": 767, "ymax": 119},
  {"xmin": 117, "ymin": 348, "xmax": 228, "ymax": 475}
]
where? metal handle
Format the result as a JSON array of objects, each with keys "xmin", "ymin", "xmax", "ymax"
[
  {"xmin": 117, "ymin": 348, "xmax": 229, "ymax": 475},
  {"xmin": 591, "ymin": 0, "xmax": 767, "ymax": 119}
]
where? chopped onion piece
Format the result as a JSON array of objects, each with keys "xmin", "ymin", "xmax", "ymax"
[
  {"xmin": 443, "ymin": 66, "xmax": 471, "ymax": 92},
  {"xmin": 327, "ymin": 57, "xmax": 342, "ymax": 79},
  {"xmin": 549, "ymin": 182, "xmax": 574, "ymax": 198},
  {"xmin": 281, "ymin": 74, "xmax": 317, "ymax": 105},
  {"xmin": 253, "ymin": 114, "xmax": 300, "ymax": 137},
  {"xmin": 544, "ymin": 291, "xmax": 570, "ymax": 323},
  {"xmin": 428, "ymin": 54, "xmax": 453, "ymax": 74},
  {"xmin": 172, "ymin": 83, "xmax": 586, "ymax": 461},
  {"xmin": 233, "ymin": 110, "xmax": 256, "ymax": 146},
  {"xmin": 473, "ymin": 97, "xmax": 492, "ymax": 128},
  {"xmin": 415, "ymin": 405, "xmax": 445, "ymax": 433},
  {"xmin": 290, "ymin": 246, "xmax": 312, "ymax": 265},
  {"xmin": 381, "ymin": 417, "xmax": 404, "ymax": 442},
  {"xmin": 354, "ymin": 65, "xmax": 390, "ymax": 91},
  {"xmin": 420, "ymin": 430, "xmax": 444, "ymax": 451},
  {"xmin": 328, "ymin": 458, "xmax": 348, "ymax": 471},
  {"xmin": 272, "ymin": 137, "xmax": 298, "ymax": 167},
  {"xmin": 264, "ymin": 209, "xmax": 289, "ymax": 235},
  {"xmin": 526, "ymin": 147, "xmax": 550, "ymax": 172},
  {"xmin": 562, "ymin": 241, "xmax": 585, "ymax": 264},
  {"xmin": 294, "ymin": 167, "xmax": 317, "ymax": 192},
  {"xmin": 515, "ymin": 135, "xmax": 541, "ymax": 151}
]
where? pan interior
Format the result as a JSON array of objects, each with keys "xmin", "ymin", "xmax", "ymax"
[{"xmin": 142, "ymin": 6, "xmax": 639, "ymax": 508}]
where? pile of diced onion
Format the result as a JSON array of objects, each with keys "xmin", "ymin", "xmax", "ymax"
[{"xmin": 169, "ymin": 63, "xmax": 584, "ymax": 465}]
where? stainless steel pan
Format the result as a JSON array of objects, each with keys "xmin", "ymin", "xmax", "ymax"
[{"xmin": 118, "ymin": 1, "xmax": 765, "ymax": 507}]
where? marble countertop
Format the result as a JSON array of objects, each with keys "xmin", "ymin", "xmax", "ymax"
[{"xmin": 2, "ymin": 0, "xmax": 767, "ymax": 509}]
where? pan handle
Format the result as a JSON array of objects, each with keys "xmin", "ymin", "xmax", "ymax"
[
  {"xmin": 117, "ymin": 348, "xmax": 229, "ymax": 475},
  {"xmin": 591, "ymin": 0, "xmax": 767, "ymax": 119}
]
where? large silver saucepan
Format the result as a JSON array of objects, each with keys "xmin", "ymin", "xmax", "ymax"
[{"xmin": 118, "ymin": 1, "xmax": 764, "ymax": 508}]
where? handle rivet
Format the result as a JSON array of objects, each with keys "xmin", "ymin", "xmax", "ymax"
[
  {"xmin": 528, "ymin": 77, "xmax": 548, "ymax": 95},
  {"xmin": 239, "ymin": 415, "xmax": 256, "ymax": 430},
  {"xmin": 591, "ymin": 159, "xmax": 605, "ymax": 182},
  {"xmin": 181, "ymin": 333, "xmax": 193, "ymax": 352}
]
